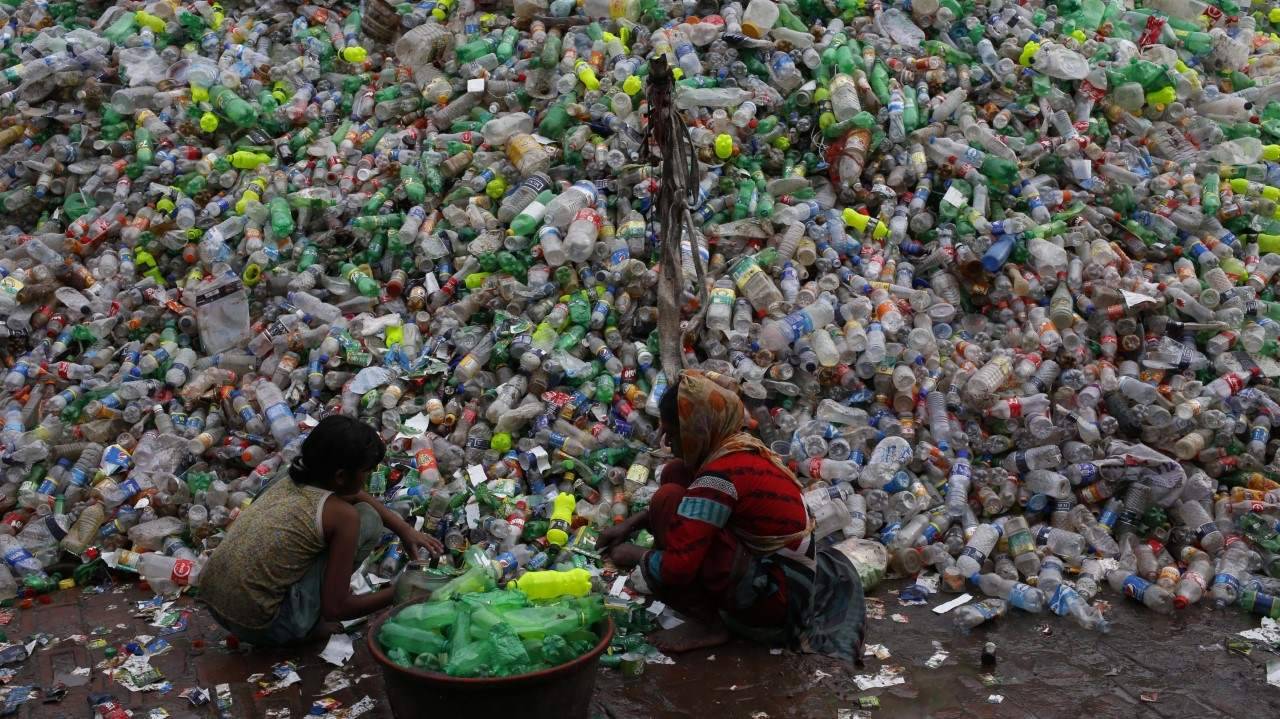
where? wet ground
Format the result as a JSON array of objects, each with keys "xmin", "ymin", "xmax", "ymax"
[{"xmin": 5, "ymin": 579, "xmax": 1279, "ymax": 718}]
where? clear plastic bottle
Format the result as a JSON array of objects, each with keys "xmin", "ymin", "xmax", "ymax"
[{"xmin": 953, "ymin": 598, "xmax": 1008, "ymax": 633}]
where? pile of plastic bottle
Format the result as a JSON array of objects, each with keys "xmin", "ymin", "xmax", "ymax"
[{"xmin": 3, "ymin": 0, "xmax": 1280, "ymax": 644}]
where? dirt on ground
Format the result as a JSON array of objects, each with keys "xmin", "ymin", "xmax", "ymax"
[{"xmin": 4, "ymin": 579, "xmax": 1279, "ymax": 718}]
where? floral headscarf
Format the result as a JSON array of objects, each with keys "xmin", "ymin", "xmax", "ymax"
[{"xmin": 672, "ymin": 369, "xmax": 802, "ymax": 489}]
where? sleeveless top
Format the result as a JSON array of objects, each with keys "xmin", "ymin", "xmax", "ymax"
[{"xmin": 200, "ymin": 479, "xmax": 332, "ymax": 629}]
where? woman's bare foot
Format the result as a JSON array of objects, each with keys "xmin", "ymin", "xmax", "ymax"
[{"xmin": 649, "ymin": 620, "xmax": 730, "ymax": 653}]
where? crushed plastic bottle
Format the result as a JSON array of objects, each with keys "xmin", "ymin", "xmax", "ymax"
[{"xmin": 0, "ymin": 0, "xmax": 1278, "ymax": 651}]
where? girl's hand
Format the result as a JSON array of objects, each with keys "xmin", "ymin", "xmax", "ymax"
[{"xmin": 398, "ymin": 528, "xmax": 445, "ymax": 558}]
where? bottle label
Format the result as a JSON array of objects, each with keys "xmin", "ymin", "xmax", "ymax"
[
  {"xmin": 1036, "ymin": 525, "xmax": 1054, "ymax": 545},
  {"xmin": 730, "ymin": 256, "xmax": 762, "ymax": 290},
  {"xmin": 960, "ymin": 545, "xmax": 987, "ymax": 565},
  {"xmin": 1007, "ymin": 530, "xmax": 1035, "ymax": 557},
  {"xmin": 264, "ymin": 402, "xmax": 292, "ymax": 424},
  {"xmin": 1098, "ymin": 506, "xmax": 1118, "ymax": 528},
  {"xmin": 1047, "ymin": 585, "xmax": 1073, "ymax": 617},
  {"xmin": 1195, "ymin": 521, "xmax": 1218, "ymax": 543},
  {"xmin": 1213, "ymin": 573, "xmax": 1241, "ymax": 595},
  {"xmin": 44, "ymin": 515, "xmax": 68, "ymax": 541},
  {"xmin": 877, "ymin": 521, "xmax": 900, "ymax": 544},
  {"xmin": 1007, "ymin": 582, "xmax": 1036, "ymax": 611},
  {"xmin": 973, "ymin": 600, "xmax": 1000, "ymax": 621},
  {"xmin": 3, "ymin": 545, "xmax": 34, "ymax": 569},
  {"xmin": 416, "ymin": 449, "xmax": 438, "ymax": 473},
  {"xmin": 171, "ymin": 559, "xmax": 194, "ymax": 585},
  {"xmin": 119, "ymin": 478, "xmax": 141, "ymax": 498},
  {"xmin": 1074, "ymin": 462, "xmax": 1097, "ymax": 483},
  {"xmin": 1183, "ymin": 570, "xmax": 1206, "ymax": 591},
  {"xmin": 710, "ymin": 286, "xmax": 735, "ymax": 308},
  {"xmin": 1122, "ymin": 574, "xmax": 1149, "ymax": 602},
  {"xmin": 1013, "ymin": 450, "xmax": 1030, "ymax": 473},
  {"xmin": 523, "ymin": 174, "xmax": 551, "ymax": 194},
  {"xmin": 625, "ymin": 463, "xmax": 650, "ymax": 486}
]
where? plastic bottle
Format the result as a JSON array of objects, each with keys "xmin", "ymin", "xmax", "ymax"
[
  {"xmin": 953, "ymin": 598, "xmax": 1008, "ymax": 633},
  {"xmin": 511, "ymin": 568, "xmax": 592, "ymax": 600}
]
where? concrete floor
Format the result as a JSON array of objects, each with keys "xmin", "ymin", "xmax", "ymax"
[{"xmin": 5, "ymin": 579, "xmax": 1279, "ymax": 718}]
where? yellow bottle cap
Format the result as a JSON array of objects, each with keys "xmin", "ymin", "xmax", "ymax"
[
  {"xmin": 464, "ymin": 272, "xmax": 490, "ymax": 289},
  {"xmin": 1264, "ymin": 145, "xmax": 1280, "ymax": 162},
  {"xmin": 1260, "ymin": 233, "xmax": 1280, "ymax": 254},
  {"xmin": 199, "ymin": 112, "xmax": 218, "ymax": 132},
  {"xmin": 1270, "ymin": 7, "xmax": 1280, "ymax": 22},
  {"xmin": 771, "ymin": 135, "xmax": 790, "ymax": 151},
  {"xmin": 486, "ymin": 177, "xmax": 507, "ymax": 199},
  {"xmin": 714, "ymin": 133, "xmax": 734, "ymax": 160},
  {"xmin": 813, "ymin": 87, "xmax": 829, "ymax": 103},
  {"xmin": 58, "ymin": 578, "xmax": 75, "ymax": 591},
  {"xmin": 241, "ymin": 263, "xmax": 262, "ymax": 286},
  {"xmin": 190, "ymin": 84, "xmax": 209, "ymax": 103},
  {"xmin": 1019, "ymin": 40, "xmax": 1041, "ymax": 67},
  {"xmin": 1070, "ymin": 29, "xmax": 1086, "ymax": 43},
  {"xmin": 623, "ymin": 75, "xmax": 642, "ymax": 95},
  {"xmin": 341, "ymin": 46, "xmax": 368, "ymax": 63},
  {"xmin": 1229, "ymin": 178, "xmax": 1250, "ymax": 194},
  {"xmin": 671, "ymin": 67, "xmax": 683, "ymax": 81}
]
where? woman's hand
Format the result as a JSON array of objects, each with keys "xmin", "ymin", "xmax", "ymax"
[
  {"xmin": 608, "ymin": 543, "xmax": 647, "ymax": 571},
  {"xmin": 596, "ymin": 522, "xmax": 632, "ymax": 555},
  {"xmin": 596, "ymin": 510, "xmax": 649, "ymax": 555},
  {"xmin": 397, "ymin": 527, "xmax": 444, "ymax": 558}
]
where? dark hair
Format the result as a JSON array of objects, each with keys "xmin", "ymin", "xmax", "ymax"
[
  {"xmin": 659, "ymin": 375, "xmax": 681, "ymax": 436},
  {"xmin": 289, "ymin": 415, "xmax": 386, "ymax": 488}
]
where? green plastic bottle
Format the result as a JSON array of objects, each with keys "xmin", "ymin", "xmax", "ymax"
[
  {"xmin": 496, "ymin": 597, "xmax": 605, "ymax": 639},
  {"xmin": 209, "ymin": 85, "xmax": 257, "ymax": 127},
  {"xmin": 509, "ymin": 189, "xmax": 553, "ymax": 236},
  {"xmin": 268, "ymin": 196, "xmax": 294, "ymax": 237},
  {"xmin": 341, "ymin": 262, "xmax": 379, "ymax": 297},
  {"xmin": 379, "ymin": 622, "xmax": 449, "ymax": 655},
  {"xmin": 430, "ymin": 555, "xmax": 500, "ymax": 601}
]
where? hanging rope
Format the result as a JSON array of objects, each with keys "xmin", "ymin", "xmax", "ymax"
[{"xmin": 643, "ymin": 55, "xmax": 708, "ymax": 379}]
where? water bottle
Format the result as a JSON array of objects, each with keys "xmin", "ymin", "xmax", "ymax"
[
  {"xmin": 953, "ymin": 598, "xmax": 1008, "ymax": 633},
  {"xmin": 544, "ymin": 181, "xmax": 598, "ymax": 230}
]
